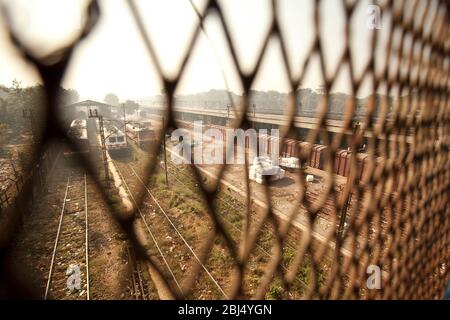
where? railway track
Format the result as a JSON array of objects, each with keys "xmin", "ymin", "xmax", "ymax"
[
  {"xmin": 45, "ymin": 171, "xmax": 90, "ymax": 300},
  {"xmin": 114, "ymin": 160, "xmax": 229, "ymax": 299},
  {"xmin": 125, "ymin": 138, "xmax": 313, "ymax": 296},
  {"xmin": 162, "ymin": 162, "xmax": 310, "ymax": 291},
  {"xmin": 164, "ymin": 161, "xmax": 301, "ymax": 252},
  {"xmin": 113, "ymin": 161, "xmax": 183, "ymax": 296},
  {"xmin": 126, "ymin": 244, "xmax": 148, "ymax": 300},
  {"xmin": 126, "ymin": 164, "xmax": 229, "ymax": 298}
]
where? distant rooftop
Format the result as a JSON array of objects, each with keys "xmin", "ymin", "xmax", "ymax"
[{"xmin": 64, "ymin": 99, "xmax": 114, "ymax": 108}]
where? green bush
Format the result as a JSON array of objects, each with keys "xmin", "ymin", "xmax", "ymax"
[
  {"xmin": 282, "ymin": 247, "xmax": 296, "ymax": 266},
  {"xmin": 266, "ymin": 282, "xmax": 283, "ymax": 300},
  {"xmin": 154, "ymin": 174, "xmax": 166, "ymax": 187}
]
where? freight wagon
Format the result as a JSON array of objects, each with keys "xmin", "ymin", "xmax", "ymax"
[{"xmin": 126, "ymin": 121, "xmax": 157, "ymax": 150}]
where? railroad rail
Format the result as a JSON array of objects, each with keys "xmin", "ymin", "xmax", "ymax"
[
  {"xmin": 164, "ymin": 159, "xmax": 307, "ymax": 251},
  {"xmin": 44, "ymin": 172, "xmax": 90, "ymax": 300},
  {"xmin": 113, "ymin": 161, "xmax": 184, "ymax": 296},
  {"xmin": 123, "ymin": 163, "xmax": 229, "ymax": 299},
  {"xmin": 162, "ymin": 161, "xmax": 310, "ymax": 291},
  {"xmin": 126, "ymin": 244, "xmax": 147, "ymax": 300}
]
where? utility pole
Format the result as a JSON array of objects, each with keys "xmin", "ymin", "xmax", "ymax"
[
  {"xmin": 336, "ymin": 122, "xmax": 361, "ymax": 242},
  {"xmin": 22, "ymin": 109, "xmax": 36, "ymax": 143},
  {"xmin": 9, "ymin": 160, "xmax": 22, "ymax": 192},
  {"xmin": 136, "ymin": 104, "xmax": 141, "ymax": 147},
  {"xmin": 10, "ymin": 160, "xmax": 18, "ymax": 177},
  {"xmin": 88, "ymin": 109, "xmax": 110, "ymax": 185},
  {"xmin": 252, "ymin": 104, "xmax": 256, "ymax": 128},
  {"xmin": 122, "ymin": 103, "xmax": 128, "ymax": 145},
  {"xmin": 162, "ymin": 116, "xmax": 168, "ymax": 186}
]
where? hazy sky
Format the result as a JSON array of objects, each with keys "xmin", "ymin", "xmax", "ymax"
[{"xmin": 0, "ymin": 0, "xmax": 385, "ymax": 101}]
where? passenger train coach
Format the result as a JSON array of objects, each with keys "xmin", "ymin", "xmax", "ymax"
[
  {"xmin": 105, "ymin": 126, "xmax": 129, "ymax": 157},
  {"xmin": 63, "ymin": 119, "xmax": 90, "ymax": 158}
]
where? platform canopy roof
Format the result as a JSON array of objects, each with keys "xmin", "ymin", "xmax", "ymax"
[{"xmin": 64, "ymin": 99, "xmax": 115, "ymax": 109}]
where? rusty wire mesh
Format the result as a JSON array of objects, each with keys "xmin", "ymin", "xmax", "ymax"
[{"xmin": 0, "ymin": 0, "xmax": 449, "ymax": 300}]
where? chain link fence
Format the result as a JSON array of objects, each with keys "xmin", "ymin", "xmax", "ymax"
[{"xmin": 0, "ymin": 0, "xmax": 448, "ymax": 299}]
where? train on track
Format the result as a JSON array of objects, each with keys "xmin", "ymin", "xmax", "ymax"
[
  {"xmin": 110, "ymin": 119, "xmax": 159, "ymax": 151},
  {"xmin": 125, "ymin": 120, "xmax": 157, "ymax": 150},
  {"xmin": 175, "ymin": 120, "xmax": 378, "ymax": 182},
  {"xmin": 105, "ymin": 125, "xmax": 129, "ymax": 157},
  {"xmin": 63, "ymin": 119, "xmax": 90, "ymax": 158}
]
